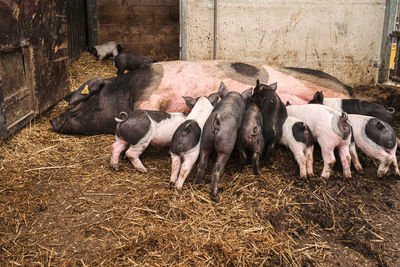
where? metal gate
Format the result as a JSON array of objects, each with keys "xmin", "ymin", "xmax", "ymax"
[{"xmin": 67, "ymin": 0, "xmax": 88, "ymax": 61}]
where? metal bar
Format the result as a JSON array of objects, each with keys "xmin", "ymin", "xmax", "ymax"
[
  {"xmin": 213, "ymin": 0, "xmax": 217, "ymax": 60},
  {"xmin": 378, "ymin": 0, "xmax": 398, "ymax": 83}
]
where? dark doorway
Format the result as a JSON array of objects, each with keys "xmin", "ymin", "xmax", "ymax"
[{"xmin": 67, "ymin": 0, "xmax": 89, "ymax": 61}]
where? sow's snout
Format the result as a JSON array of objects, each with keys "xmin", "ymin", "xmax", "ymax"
[
  {"xmin": 50, "ymin": 117, "xmax": 63, "ymax": 133},
  {"xmin": 50, "ymin": 112, "xmax": 69, "ymax": 133}
]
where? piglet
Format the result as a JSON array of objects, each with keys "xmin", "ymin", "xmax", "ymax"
[
  {"xmin": 280, "ymin": 116, "xmax": 314, "ymax": 178},
  {"xmin": 115, "ymin": 52, "xmax": 158, "ymax": 76},
  {"xmin": 249, "ymin": 80, "xmax": 287, "ymax": 164},
  {"xmin": 309, "ymin": 91, "xmax": 395, "ymax": 123},
  {"xmin": 110, "ymin": 110, "xmax": 186, "ymax": 173},
  {"xmin": 347, "ymin": 114, "xmax": 399, "ymax": 177},
  {"xmin": 194, "ymin": 82, "xmax": 253, "ymax": 201},
  {"xmin": 88, "ymin": 41, "xmax": 122, "ymax": 61},
  {"xmin": 236, "ymin": 102, "xmax": 264, "ymax": 175},
  {"xmin": 287, "ymin": 104, "xmax": 352, "ymax": 179},
  {"xmin": 169, "ymin": 93, "xmax": 220, "ymax": 190}
]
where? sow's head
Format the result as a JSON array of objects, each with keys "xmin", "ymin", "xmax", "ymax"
[{"xmin": 50, "ymin": 77, "xmax": 127, "ymax": 135}]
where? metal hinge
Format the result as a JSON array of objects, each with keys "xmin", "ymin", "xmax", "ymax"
[{"xmin": 373, "ymin": 61, "xmax": 381, "ymax": 68}]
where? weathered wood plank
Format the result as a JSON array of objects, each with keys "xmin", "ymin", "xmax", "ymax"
[
  {"xmin": 97, "ymin": 1, "xmax": 179, "ymax": 59},
  {"xmin": 0, "ymin": 0, "xmax": 69, "ymax": 138}
]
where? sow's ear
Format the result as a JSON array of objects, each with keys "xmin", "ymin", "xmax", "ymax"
[
  {"xmin": 69, "ymin": 78, "xmax": 105, "ymax": 106},
  {"xmin": 218, "ymin": 81, "xmax": 229, "ymax": 98},
  {"xmin": 241, "ymin": 88, "xmax": 253, "ymax": 103},
  {"xmin": 207, "ymin": 92, "xmax": 220, "ymax": 106},
  {"xmin": 268, "ymin": 82, "xmax": 278, "ymax": 91},
  {"xmin": 183, "ymin": 96, "xmax": 197, "ymax": 109},
  {"xmin": 253, "ymin": 79, "xmax": 261, "ymax": 94}
]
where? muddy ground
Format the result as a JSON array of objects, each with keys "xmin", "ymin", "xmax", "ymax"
[{"xmin": 0, "ymin": 55, "xmax": 400, "ymax": 266}]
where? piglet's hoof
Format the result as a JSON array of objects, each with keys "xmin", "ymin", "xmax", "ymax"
[
  {"xmin": 210, "ymin": 193, "xmax": 219, "ymax": 202},
  {"xmin": 169, "ymin": 181, "xmax": 175, "ymax": 189},
  {"xmin": 110, "ymin": 162, "xmax": 119, "ymax": 171},
  {"xmin": 135, "ymin": 167, "xmax": 147, "ymax": 174},
  {"xmin": 193, "ymin": 177, "xmax": 202, "ymax": 185}
]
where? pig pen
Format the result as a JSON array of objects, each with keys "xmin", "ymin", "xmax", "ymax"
[{"xmin": 1, "ymin": 53, "xmax": 400, "ymax": 266}]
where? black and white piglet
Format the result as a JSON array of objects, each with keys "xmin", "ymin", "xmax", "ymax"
[
  {"xmin": 110, "ymin": 110, "xmax": 186, "ymax": 173},
  {"xmin": 114, "ymin": 52, "xmax": 158, "ymax": 76},
  {"xmin": 194, "ymin": 82, "xmax": 252, "ymax": 201},
  {"xmin": 287, "ymin": 104, "xmax": 352, "ymax": 179},
  {"xmin": 280, "ymin": 116, "xmax": 314, "ymax": 178},
  {"xmin": 169, "ymin": 93, "xmax": 219, "ymax": 190},
  {"xmin": 347, "ymin": 114, "xmax": 399, "ymax": 177},
  {"xmin": 309, "ymin": 91, "xmax": 395, "ymax": 123},
  {"xmin": 236, "ymin": 102, "xmax": 264, "ymax": 175},
  {"xmin": 88, "ymin": 41, "xmax": 122, "ymax": 61}
]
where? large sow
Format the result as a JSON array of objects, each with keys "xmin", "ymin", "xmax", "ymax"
[{"xmin": 51, "ymin": 61, "xmax": 352, "ymax": 135}]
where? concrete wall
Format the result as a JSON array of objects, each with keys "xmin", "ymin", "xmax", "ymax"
[{"xmin": 184, "ymin": 0, "xmax": 387, "ymax": 85}]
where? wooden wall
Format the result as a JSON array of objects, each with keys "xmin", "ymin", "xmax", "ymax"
[
  {"xmin": 97, "ymin": 0, "xmax": 179, "ymax": 60},
  {"xmin": 0, "ymin": 0, "xmax": 69, "ymax": 138}
]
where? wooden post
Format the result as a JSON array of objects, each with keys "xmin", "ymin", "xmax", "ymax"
[
  {"xmin": 378, "ymin": 0, "xmax": 398, "ymax": 83},
  {"xmin": 86, "ymin": 0, "xmax": 98, "ymax": 47}
]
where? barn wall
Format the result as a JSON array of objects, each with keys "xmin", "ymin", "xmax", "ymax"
[
  {"xmin": 97, "ymin": 0, "xmax": 180, "ymax": 59},
  {"xmin": 0, "ymin": 0, "xmax": 69, "ymax": 138},
  {"xmin": 185, "ymin": 0, "xmax": 387, "ymax": 85}
]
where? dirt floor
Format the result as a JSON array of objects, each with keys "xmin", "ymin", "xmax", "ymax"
[{"xmin": 1, "ymin": 54, "xmax": 400, "ymax": 266}]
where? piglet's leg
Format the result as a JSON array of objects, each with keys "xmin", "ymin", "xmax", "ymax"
[
  {"xmin": 194, "ymin": 149, "xmax": 211, "ymax": 185},
  {"xmin": 110, "ymin": 138, "xmax": 129, "ymax": 171},
  {"xmin": 175, "ymin": 150, "xmax": 200, "ymax": 190},
  {"xmin": 238, "ymin": 148, "xmax": 247, "ymax": 172},
  {"xmin": 291, "ymin": 148, "xmax": 307, "ymax": 179},
  {"xmin": 391, "ymin": 153, "xmax": 400, "ymax": 176},
  {"xmin": 264, "ymin": 142, "xmax": 275, "ymax": 165},
  {"xmin": 169, "ymin": 153, "xmax": 181, "ymax": 186},
  {"xmin": 349, "ymin": 142, "xmax": 363, "ymax": 172},
  {"xmin": 320, "ymin": 145, "xmax": 336, "ymax": 179},
  {"xmin": 210, "ymin": 153, "xmax": 229, "ymax": 202},
  {"xmin": 251, "ymin": 152, "xmax": 261, "ymax": 175},
  {"xmin": 125, "ymin": 141, "xmax": 151, "ymax": 173},
  {"xmin": 306, "ymin": 146, "xmax": 314, "ymax": 177},
  {"xmin": 337, "ymin": 144, "xmax": 352, "ymax": 178},
  {"xmin": 377, "ymin": 155, "xmax": 392, "ymax": 178}
]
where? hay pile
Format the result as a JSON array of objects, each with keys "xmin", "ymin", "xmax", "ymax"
[{"xmin": 1, "ymin": 54, "xmax": 400, "ymax": 266}]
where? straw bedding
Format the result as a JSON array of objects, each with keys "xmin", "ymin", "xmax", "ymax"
[{"xmin": 1, "ymin": 53, "xmax": 400, "ymax": 266}]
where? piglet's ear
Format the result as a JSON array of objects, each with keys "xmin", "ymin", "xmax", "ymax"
[
  {"xmin": 218, "ymin": 82, "xmax": 229, "ymax": 98},
  {"xmin": 183, "ymin": 96, "xmax": 197, "ymax": 109},
  {"xmin": 253, "ymin": 79, "xmax": 261, "ymax": 94},
  {"xmin": 377, "ymin": 121, "xmax": 385, "ymax": 130},
  {"xmin": 207, "ymin": 92, "xmax": 220, "ymax": 106},
  {"xmin": 268, "ymin": 82, "xmax": 278, "ymax": 91},
  {"xmin": 241, "ymin": 88, "xmax": 253, "ymax": 103},
  {"xmin": 316, "ymin": 91, "xmax": 324, "ymax": 104},
  {"xmin": 184, "ymin": 123, "xmax": 192, "ymax": 133}
]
